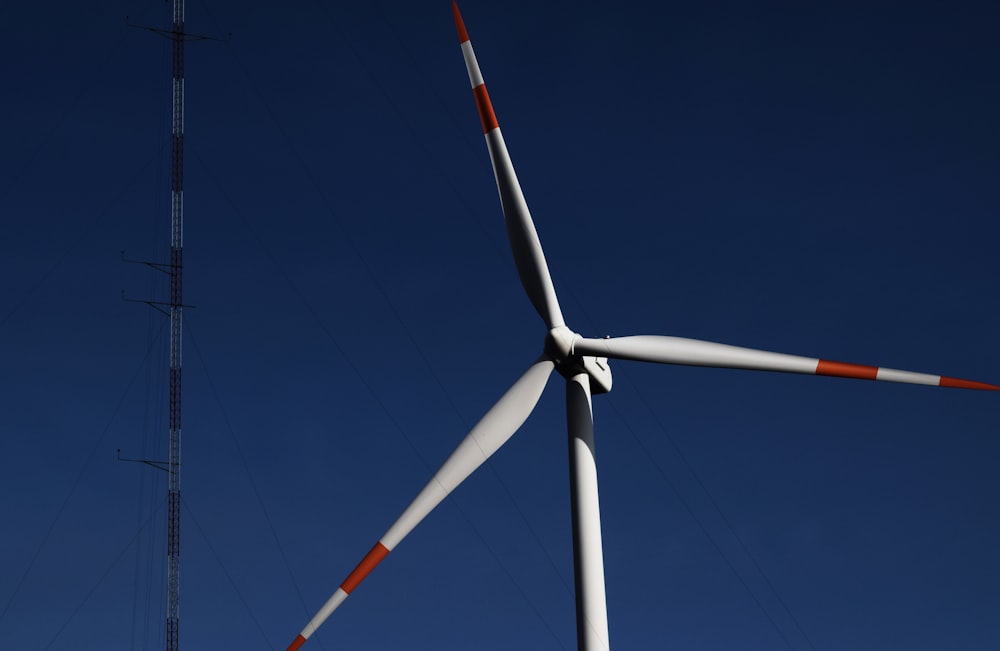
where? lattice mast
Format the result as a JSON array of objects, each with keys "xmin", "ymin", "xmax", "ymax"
[{"xmin": 166, "ymin": 0, "xmax": 185, "ymax": 649}]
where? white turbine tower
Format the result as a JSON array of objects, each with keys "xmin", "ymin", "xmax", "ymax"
[{"xmin": 284, "ymin": 4, "xmax": 997, "ymax": 650}]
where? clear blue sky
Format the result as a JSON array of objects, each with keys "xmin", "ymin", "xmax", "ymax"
[{"xmin": 2, "ymin": 1, "xmax": 999, "ymax": 649}]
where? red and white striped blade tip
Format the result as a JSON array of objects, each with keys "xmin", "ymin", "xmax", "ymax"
[
  {"xmin": 453, "ymin": 1, "xmax": 469, "ymax": 43},
  {"xmin": 285, "ymin": 542, "xmax": 391, "ymax": 650},
  {"xmin": 815, "ymin": 359, "xmax": 999, "ymax": 390}
]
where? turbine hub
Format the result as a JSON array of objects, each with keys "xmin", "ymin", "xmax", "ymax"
[
  {"xmin": 546, "ymin": 325, "xmax": 578, "ymax": 360},
  {"xmin": 546, "ymin": 326, "xmax": 613, "ymax": 394}
]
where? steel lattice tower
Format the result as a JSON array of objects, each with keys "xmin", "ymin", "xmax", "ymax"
[{"xmin": 166, "ymin": 0, "xmax": 185, "ymax": 649}]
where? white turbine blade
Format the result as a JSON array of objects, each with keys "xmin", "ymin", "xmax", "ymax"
[
  {"xmin": 285, "ymin": 357, "xmax": 556, "ymax": 651},
  {"xmin": 453, "ymin": 2, "xmax": 565, "ymax": 330},
  {"xmin": 573, "ymin": 335, "xmax": 999, "ymax": 390}
]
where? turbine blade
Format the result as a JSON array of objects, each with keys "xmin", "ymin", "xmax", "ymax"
[
  {"xmin": 573, "ymin": 335, "xmax": 999, "ymax": 390},
  {"xmin": 285, "ymin": 357, "xmax": 556, "ymax": 650},
  {"xmin": 453, "ymin": 2, "xmax": 565, "ymax": 330}
]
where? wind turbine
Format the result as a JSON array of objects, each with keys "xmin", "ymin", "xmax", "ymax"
[{"xmin": 284, "ymin": 4, "xmax": 997, "ymax": 650}]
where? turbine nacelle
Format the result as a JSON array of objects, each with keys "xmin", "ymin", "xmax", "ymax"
[{"xmin": 546, "ymin": 325, "xmax": 613, "ymax": 394}]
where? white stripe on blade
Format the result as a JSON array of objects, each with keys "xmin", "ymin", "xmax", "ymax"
[
  {"xmin": 875, "ymin": 367, "xmax": 939, "ymax": 386},
  {"xmin": 460, "ymin": 41, "xmax": 484, "ymax": 88}
]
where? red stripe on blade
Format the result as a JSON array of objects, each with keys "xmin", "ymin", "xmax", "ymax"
[
  {"xmin": 939, "ymin": 376, "xmax": 1000, "ymax": 391},
  {"xmin": 340, "ymin": 542, "xmax": 391, "ymax": 594},
  {"xmin": 816, "ymin": 359, "xmax": 878, "ymax": 381},
  {"xmin": 473, "ymin": 85, "xmax": 499, "ymax": 133},
  {"xmin": 287, "ymin": 634, "xmax": 307, "ymax": 651},
  {"xmin": 453, "ymin": 1, "xmax": 470, "ymax": 43}
]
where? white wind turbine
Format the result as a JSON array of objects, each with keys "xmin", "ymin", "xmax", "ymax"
[{"xmin": 284, "ymin": 4, "xmax": 997, "ymax": 650}]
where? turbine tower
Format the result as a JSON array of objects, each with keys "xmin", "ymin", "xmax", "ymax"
[{"xmin": 284, "ymin": 4, "xmax": 997, "ymax": 650}]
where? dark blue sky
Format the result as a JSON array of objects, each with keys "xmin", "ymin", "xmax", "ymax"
[{"xmin": 2, "ymin": 1, "xmax": 999, "ymax": 649}]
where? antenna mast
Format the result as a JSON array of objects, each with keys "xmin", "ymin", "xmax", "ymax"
[
  {"xmin": 124, "ymin": 3, "xmax": 222, "ymax": 646},
  {"xmin": 166, "ymin": 0, "xmax": 185, "ymax": 648}
]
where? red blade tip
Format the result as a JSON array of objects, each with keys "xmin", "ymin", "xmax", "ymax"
[
  {"xmin": 287, "ymin": 634, "xmax": 307, "ymax": 651},
  {"xmin": 452, "ymin": 1, "xmax": 470, "ymax": 43},
  {"xmin": 939, "ymin": 376, "xmax": 1000, "ymax": 391}
]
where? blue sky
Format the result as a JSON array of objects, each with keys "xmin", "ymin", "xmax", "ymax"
[{"xmin": 2, "ymin": 1, "xmax": 999, "ymax": 649}]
